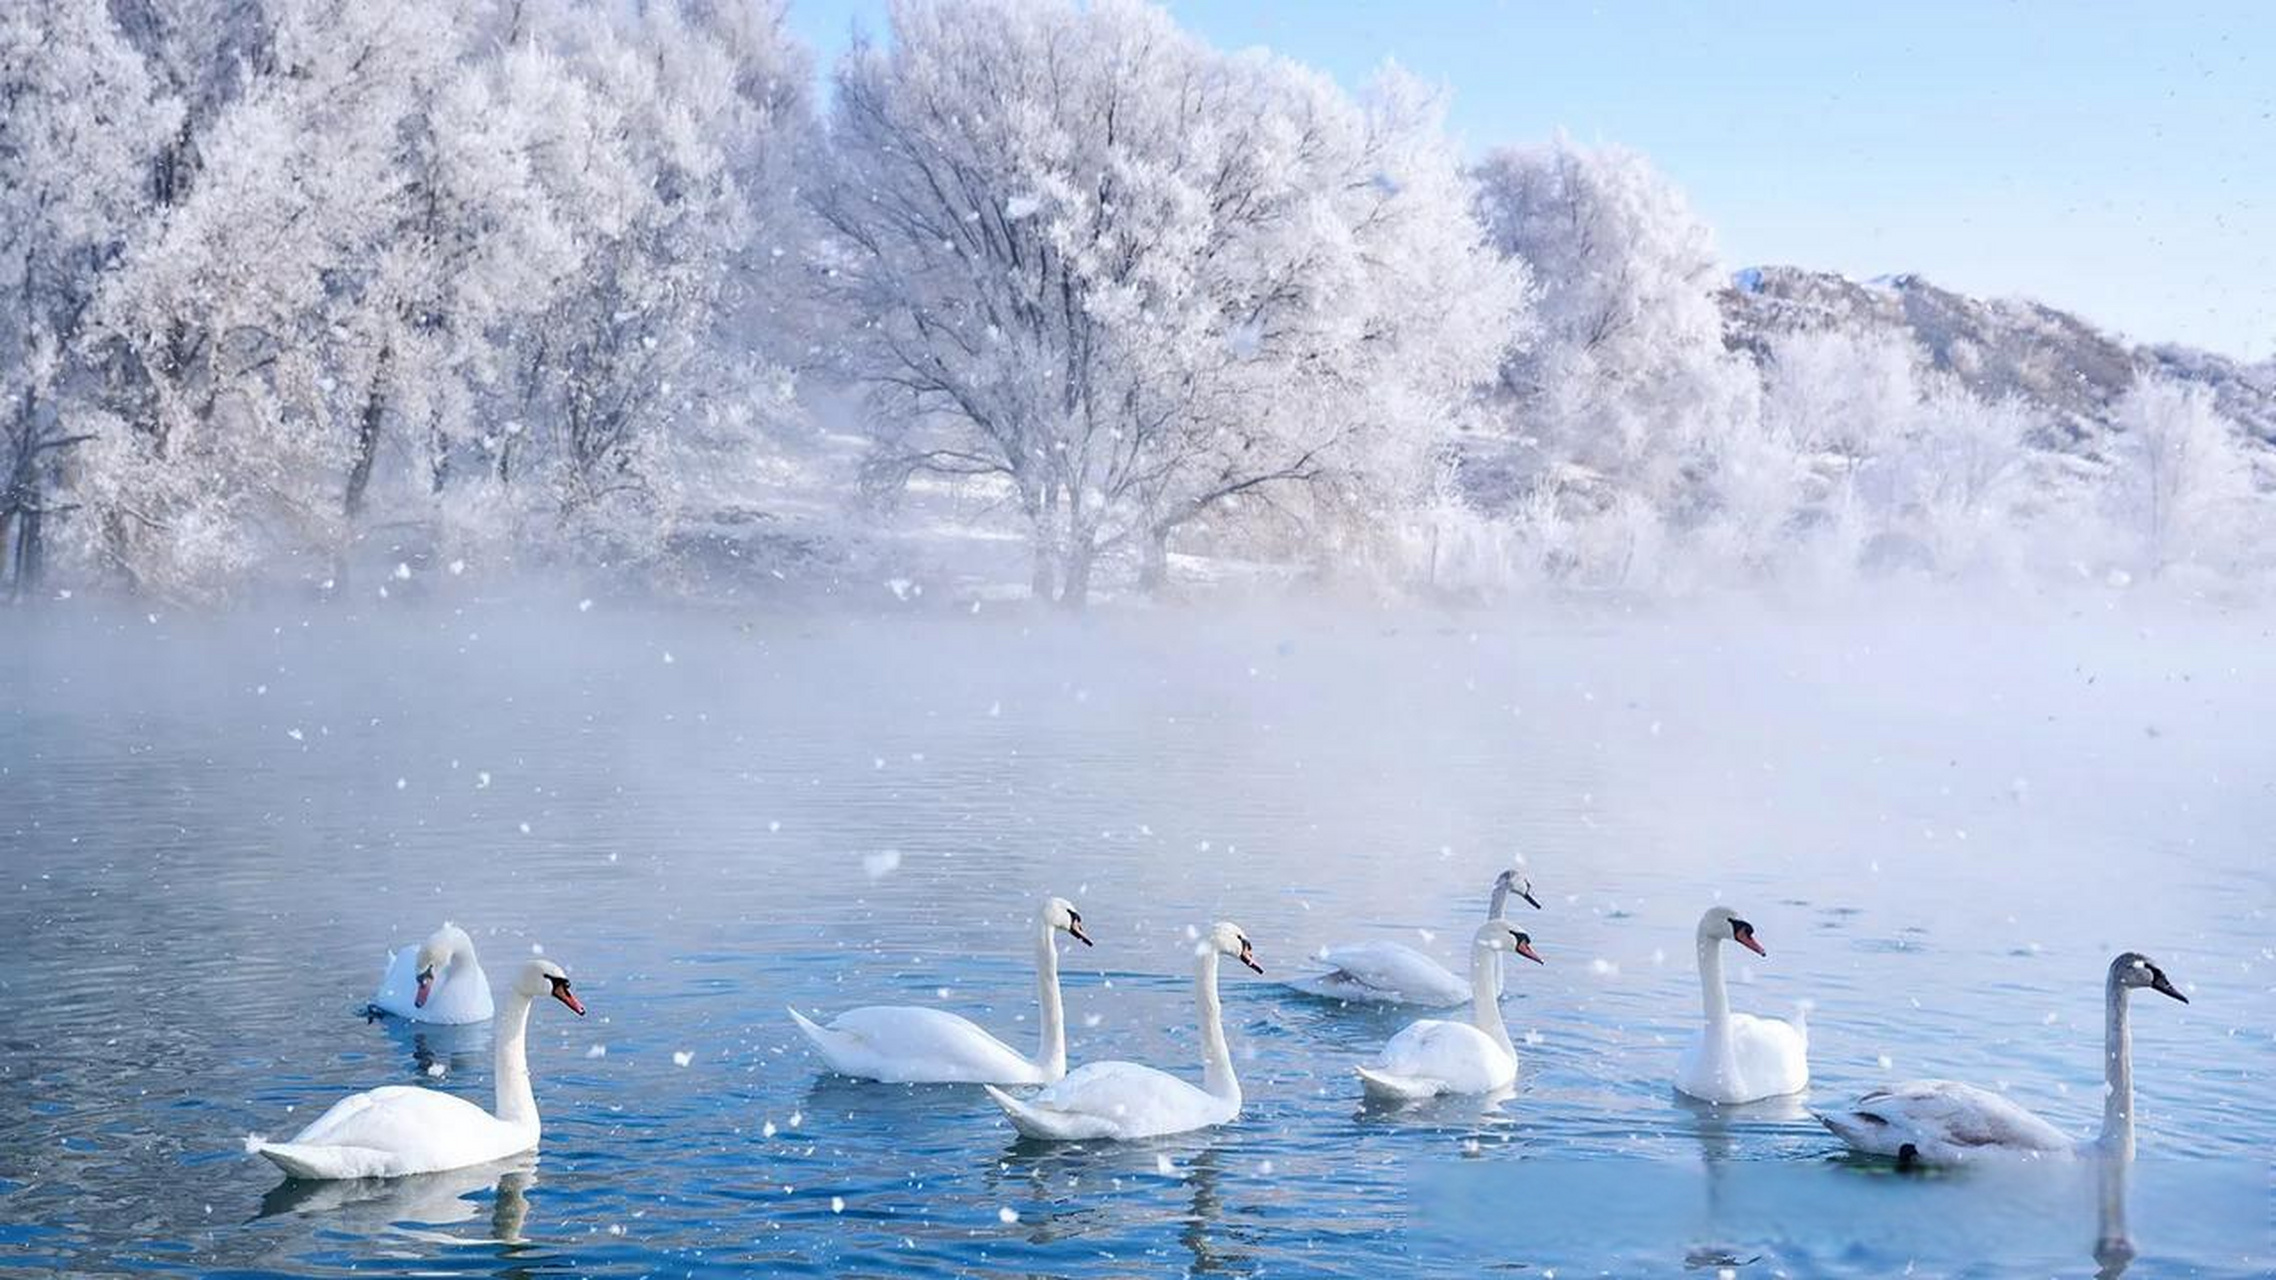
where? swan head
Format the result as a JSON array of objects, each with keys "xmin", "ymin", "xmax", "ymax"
[
  {"xmin": 412, "ymin": 923, "xmax": 475, "ymax": 1009},
  {"xmin": 1203, "ymin": 921, "xmax": 1262, "ymax": 974},
  {"xmin": 1495, "ymin": 867, "xmax": 1542, "ymax": 910},
  {"xmin": 1042, "ymin": 896, "xmax": 1093, "ymax": 946},
  {"xmin": 513, "ymin": 958, "xmax": 586, "ymax": 1016},
  {"xmin": 1699, "ymin": 906, "xmax": 1765, "ymax": 956},
  {"xmin": 2111, "ymin": 952, "xmax": 2187, "ymax": 1004},
  {"xmin": 1475, "ymin": 921, "xmax": 1544, "ymax": 964}
]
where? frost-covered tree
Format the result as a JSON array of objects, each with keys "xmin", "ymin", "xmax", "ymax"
[
  {"xmin": 1891, "ymin": 380, "xmax": 2042, "ymax": 576},
  {"xmin": 65, "ymin": 0, "xmax": 491, "ymax": 594},
  {"xmin": 1467, "ymin": 139, "xmax": 1755, "ymax": 583},
  {"xmin": 42, "ymin": 0, "xmax": 815, "ymax": 596},
  {"xmin": 815, "ymin": 0, "xmax": 1520, "ymax": 605},
  {"xmin": 0, "ymin": 0, "xmax": 178, "ymax": 595},
  {"xmin": 480, "ymin": 0, "xmax": 815, "ymax": 560},
  {"xmin": 2103, "ymin": 376, "xmax": 2258, "ymax": 576},
  {"xmin": 1759, "ymin": 326, "xmax": 1923, "ymax": 509}
]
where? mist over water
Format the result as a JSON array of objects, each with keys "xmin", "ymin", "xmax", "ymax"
[{"xmin": 1, "ymin": 594, "xmax": 2269, "ymax": 1275}]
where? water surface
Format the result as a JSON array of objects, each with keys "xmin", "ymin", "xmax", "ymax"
[{"xmin": 2, "ymin": 598, "xmax": 2269, "ymax": 1275}]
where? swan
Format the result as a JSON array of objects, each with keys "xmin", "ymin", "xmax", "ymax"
[
  {"xmin": 787, "ymin": 896, "xmax": 1092, "ymax": 1084},
  {"xmin": 985, "ymin": 922, "xmax": 1262, "ymax": 1141},
  {"xmin": 248, "ymin": 958, "xmax": 585, "ymax": 1179},
  {"xmin": 1675, "ymin": 907, "xmax": 1808, "ymax": 1104},
  {"xmin": 1356, "ymin": 922, "xmax": 1544, "ymax": 1100},
  {"xmin": 371, "ymin": 923, "xmax": 494, "ymax": 1024},
  {"xmin": 1816, "ymin": 952, "xmax": 2189, "ymax": 1166},
  {"xmin": 1286, "ymin": 868, "xmax": 1540, "ymax": 1006}
]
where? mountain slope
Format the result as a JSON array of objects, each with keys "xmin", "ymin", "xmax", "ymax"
[{"xmin": 1721, "ymin": 266, "xmax": 2276, "ymax": 454}]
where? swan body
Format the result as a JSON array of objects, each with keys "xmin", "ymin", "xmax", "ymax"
[
  {"xmin": 1675, "ymin": 907, "xmax": 1808, "ymax": 1104},
  {"xmin": 1286, "ymin": 941, "xmax": 1470, "ymax": 1007},
  {"xmin": 250, "ymin": 958, "xmax": 584, "ymax": 1180},
  {"xmin": 1816, "ymin": 952, "xmax": 2188, "ymax": 1166},
  {"xmin": 1287, "ymin": 869, "xmax": 1540, "ymax": 1007},
  {"xmin": 987, "ymin": 922, "xmax": 1261, "ymax": 1142},
  {"xmin": 789, "ymin": 897, "xmax": 1090, "ymax": 1085},
  {"xmin": 1357, "ymin": 923, "xmax": 1542, "ymax": 1100},
  {"xmin": 371, "ymin": 923, "xmax": 494, "ymax": 1024}
]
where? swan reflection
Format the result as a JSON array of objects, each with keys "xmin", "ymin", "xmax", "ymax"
[
  {"xmin": 256, "ymin": 1155, "xmax": 537, "ymax": 1246},
  {"xmin": 2093, "ymin": 1152, "xmax": 2133, "ymax": 1279}
]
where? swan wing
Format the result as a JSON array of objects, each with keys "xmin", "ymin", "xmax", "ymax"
[
  {"xmin": 1293, "ymin": 942, "xmax": 1468, "ymax": 1007},
  {"xmin": 422, "ymin": 959, "xmax": 495, "ymax": 1025},
  {"xmin": 1818, "ymin": 1080, "xmax": 2073, "ymax": 1162},
  {"xmin": 1368, "ymin": 1019, "xmax": 1514, "ymax": 1095},
  {"xmin": 255, "ymin": 1086, "xmax": 523, "ymax": 1179},
  {"xmin": 996, "ymin": 1061, "xmax": 1229, "ymax": 1140},
  {"xmin": 1727, "ymin": 1012, "xmax": 1810, "ymax": 1097},
  {"xmin": 790, "ymin": 1005, "xmax": 1041, "ymax": 1084}
]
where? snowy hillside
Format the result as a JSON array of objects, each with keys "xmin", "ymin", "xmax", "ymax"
[{"xmin": 1723, "ymin": 266, "xmax": 2276, "ymax": 456}]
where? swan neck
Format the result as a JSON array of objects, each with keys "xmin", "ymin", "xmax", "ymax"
[
  {"xmin": 1195, "ymin": 949, "xmax": 1238, "ymax": 1103},
  {"xmin": 494, "ymin": 987, "xmax": 539, "ymax": 1129},
  {"xmin": 1469, "ymin": 943, "xmax": 1514, "ymax": 1055},
  {"xmin": 1697, "ymin": 931, "xmax": 1732, "ymax": 1029},
  {"xmin": 1488, "ymin": 881, "xmax": 1510, "ymax": 920},
  {"xmin": 1033, "ymin": 917, "xmax": 1066, "ymax": 1078},
  {"xmin": 2100, "ymin": 971, "xmax": 2135, "ymax": 1157}
]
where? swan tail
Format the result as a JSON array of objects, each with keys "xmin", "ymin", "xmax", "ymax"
[
  {"xmin": 246, "ymin": 1136, "xmax": 361, "ymax": 1181},
  {"xmin": 1811, "ymin": 1108, "xmax": 1896, "ymax": 1156},
  {"xmin": 1355, "ymin": 1065, "xmax": 1442, "ymax": 1101},
  {"xmin": 983, "ymin": 1085, "xmax": 1085, "ymax": 1140},
  {"xmin": 1792, "ymin": 998, "xmax": 1813, "ymax": 1040},
  {"xmin": 786, "ymin": 1006, "xmax": 861, "ymax": 1072}
]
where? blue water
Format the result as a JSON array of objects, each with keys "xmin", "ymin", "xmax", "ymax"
[{"xmin": 1, "ymin": 598, "xmax": 2268, "ymax": 1275}]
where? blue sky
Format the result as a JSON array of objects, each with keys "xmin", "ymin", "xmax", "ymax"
[{"xmin": 784, "ymin": 1, "xmax": 2275, "ymax": 359}]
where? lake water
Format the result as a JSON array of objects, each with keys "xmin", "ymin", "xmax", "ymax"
[{"xmin": 2, "ymin": 595, "xmax": 2270, "ymax": 1276}]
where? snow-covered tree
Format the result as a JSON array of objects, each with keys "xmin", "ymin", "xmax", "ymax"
[
  {"xmin": 1892, "ymin": 380, "xmax": 2042, "ymax": 577},
  {"xmin": 1759, "ymin": 326, "xmax": 1923, "ymax": 510},
  {"xmin": 469, "ymin": 0, "xmax": 816, "ymax": 563},
  {"xmin": 1467, "ymin": 138, "xmax": 1755, "ymax": 584},
  {"xmin": 43, "ymin": 0, "xmax": 816, "ymax": 596},
  {"xmin": 815, "ymin": 0, "xmax": 1521, "ymax": 605},
  {"xmin": 0, "ymin": 0, "xmax": 178, "ymax": 595},
  {"xmin": 2103, "ymin": 376, "xmax": 2258, "ymax": 576}
]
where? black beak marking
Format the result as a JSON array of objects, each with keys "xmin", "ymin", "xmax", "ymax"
[{"xmin": 1521, "ymin": 889, "xmax": 1542, "ymax": 910}]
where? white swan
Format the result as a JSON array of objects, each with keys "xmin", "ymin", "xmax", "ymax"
[
  {"xmin": 986, "ymin": 922, "xmax": 1262, "ymax": 1141},
  {"xmin": 1816, "ymin": 952, "xmax": 2189, "ymax": 1166},
  {"xmin": 788, "ymin": 896, "xmax": 1092, "ymax": 1084},
  {"xmin": 1675, "ymin": 907, "xmax": 1808, "ymax": 1104},
  {"xmin": 1286, "ymin": 868, "xmax": 1540, "ymax": 1006},
  {"xmin": 371, "ymin": 923, "xmax": 494, "ymax": 1025},
  {"xmin": 248, "ymin": 959, "xmax": 584, "ymax": 1179},
  {"xmin": 1356, "ymin": 922, "xmax": 1543, "ymax": 1100}
]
